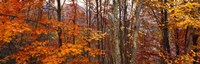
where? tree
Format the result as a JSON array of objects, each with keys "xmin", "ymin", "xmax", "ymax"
[{"xmin": 0, "ymin": 0, "xmax": 200, "ymax": 64}]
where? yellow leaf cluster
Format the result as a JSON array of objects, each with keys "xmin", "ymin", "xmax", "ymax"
[
  {"xmin": 0, "ymin": 19, "xmax": 31, "ymax": 44},
  {"xmin": 89, "ymin": 31, "xmax": 107, "ymax": 41},
  {"xmin": 168, "ymin": 2, "xmax": 200, "ymax": 29},
  {"xmin": 10, "ymin": 40, "xmax": 103, "ymax": 64}
]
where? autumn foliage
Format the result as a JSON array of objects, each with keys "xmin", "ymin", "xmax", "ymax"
[
  {"xmin": 0, "ymin": 0, "xmax": 105, "ymax": 64},
  {"xmin": 0, "ymin": 0, "xmax": 200, "ymax": 64}
]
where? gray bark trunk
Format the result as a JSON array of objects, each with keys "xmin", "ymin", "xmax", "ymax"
[
  {"xmin": 112, "ymin": 0, "xmax": 121, "ymax": 64},
  {"xmin": 130, "ymin": 0, "xmax": 143, "ymax": 64}
]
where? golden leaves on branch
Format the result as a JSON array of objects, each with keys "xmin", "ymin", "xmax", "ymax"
[
  {"xmin": 90, "ymin": 31, "xmax": 107, "ymax": 41},
  {"xmin": 10, "ymin": 40, "xmax": 103, "ymax": 64},
  {"xmin": 0, "ymin": 19, "xmax": 31, "ymax": 44},
  {"xmin": 168, "ymin": 2, "xmax": 200, "ymax": 29}
]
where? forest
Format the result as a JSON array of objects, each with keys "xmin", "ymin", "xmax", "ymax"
[{"xmin": 0, "ymin": 0, "xmax": 200, "ymax": 64}]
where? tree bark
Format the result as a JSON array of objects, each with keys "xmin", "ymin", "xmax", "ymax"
[
  {"xmin": 185, "ymin": 27, "xmax": 192, "ymax": 54},
  {"xmin": 112, "ymin": 0, "xmax": 121, "ymax": 64},
  {"xmin": 57, "ymin": 0, "xmax": 62, "ymax": 47},
  {"xmin": 192, "ymin": 34, "xmax": 199, "ymax": 64},
  {"xmin": 130, "ymin": 0, "xmax": 143, "ymax": 64},
  {"xmin": 161, "ymin": 0, "xmax": 171, "ymax": 55}
]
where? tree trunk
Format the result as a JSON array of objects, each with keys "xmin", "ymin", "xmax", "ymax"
[
  {"xmin": 175, "ymin": 29, "xmax": 180, "ymax": 56},
  {"xmin": 113, "ymin": 0, "xmax": 121, "ymax": 64},
  {"xmin": 185, "ymin": 27, "xmax": 192, "ymax": 54},
  {"xmin": 130, "ymin": 0, "xmax": 143, "ymax": 64},
  {"xmin": 57, "ymin": 0, "xmax": 62, "ymax": 47},
  {"xmin": 161, "ymin": 0, "xmax": 171, "ymax": 54},
  {"xmin": 192, "ymin": 34, "xmax": 199, "ymax": 64}
]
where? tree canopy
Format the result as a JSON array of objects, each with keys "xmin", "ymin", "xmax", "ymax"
[{"xmin": 0, "ymin": 0, "xmax": 200, "ymax": 64}]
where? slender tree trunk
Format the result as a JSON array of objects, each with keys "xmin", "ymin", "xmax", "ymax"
[
  {"xmin": 192, "ymin": 33, "xmax": 199, "ymax": 64},
  {"xmin": 117, "ymin": 0, "xmax": 124, "ymax": 63},
  {"xmin": 123, "ymin": 0, "xmax": 131, "ymax": 64},
  {"xmin": 161, "ymin": 0, "xmax": 170, "ymax": 54},
  {"xmin": 159, "ymin": 0, "xmax": 171, "ymax": 63},
  {"xmin": 86, "ymin": 0, "xmax": 92, "ymax": 62},
  {"xmin": 185, "ymin": 27, "xmax": 192, "ymax": 54},
  {"xmin": 130, "ymin": 0, "xmax": 143, "ymax": 64},
  {"xmin": 57, "ymin": 0, "xmax": 62, "ymax": 47},
  {"xmin": 72, "ymin": 0, "xmax": 76, "ymax": 44},
  {"xmin": 175, "ymin": 29, "xmax": 180, "ymax": 56},
  {"xmin": 113, "ymin": 0, "xmax": 121, "ymax": 64}
]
